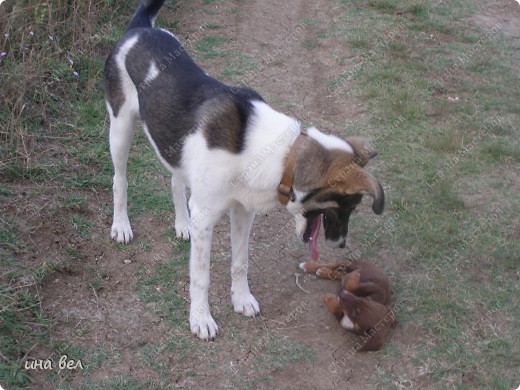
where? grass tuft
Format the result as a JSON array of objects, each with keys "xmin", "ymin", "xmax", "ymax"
[{"xmin": 194, "ymin": 34, "xmax": 228, "ymax": 59}]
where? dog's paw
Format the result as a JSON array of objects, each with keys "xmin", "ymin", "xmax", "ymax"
[
  {"xmin": 190, "ymin": 312, "xmax": 218, "ymax": 341},
  {"xmin": 232, "ymin": 293, "xmax": 260, "ymax": 317},
  {"xmin": 174, "ymin": 221, "xmax": 190, "ymax": 241},
  {"xmin": 111, "ymin": 218, "xmax": 133, "ymax": 243}
]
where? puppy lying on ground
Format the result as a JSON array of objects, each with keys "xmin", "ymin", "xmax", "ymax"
[{"xmin": 300, "ymin": 260, "xmax": 396, "ymax": 351}]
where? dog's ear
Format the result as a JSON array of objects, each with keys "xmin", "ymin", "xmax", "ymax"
[
  {"xmin": 342, "ymin": 165, "xmax": 385, "ymax": 215},
  {"xmin": 344, "ymin": 270, "xmax": 362, "ymax": 292},
  {"xmin": 323, "ymin": 293, "xmax": 343, "ymax": 321},
  {"xmin": 345, "ymin": 137, "xmax": 378, "ymax": 167}
]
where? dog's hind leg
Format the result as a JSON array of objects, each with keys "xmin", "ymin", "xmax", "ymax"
[
  {"xmin": 230, "ymin": 203, "xmax": 260, "ymax": 317},
  {"xmin": 109, "ymin": 103, "xmax": 136, "ymax": 243},
  {"xmin": 171, "ymin": 171, "xmax": 190, "ymax": 240}
]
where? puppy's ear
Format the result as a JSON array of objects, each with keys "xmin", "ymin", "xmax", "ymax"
[
  {"xmin": 345, "ymin": 137, "xmax": 378, "ymax": 167},
  {"xmin": 323, "ymin": 293, "xmax": 343, "ymax": 321},
  {"xmin": 344, "ymin": 270, "xmax": 362, "ymax": 293}
]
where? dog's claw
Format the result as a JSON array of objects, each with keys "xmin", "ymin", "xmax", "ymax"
[
  {"xmin": 174, "ymin": 218, "xmax": 190, "ymax": 241},
  {"xmin": 175, "ymin": 226, "xmax": 190, "ymax": 241},
  {"xmin": 190, "ymin": 312, "xmax": 218, "ymax": 340},
  {"xmin": 111, "ymin": 219, "xmax": 133, "ymax": 243},
  {"xmin": 232, "ymin": 293, "xmax": 260, "ymax": 317}
]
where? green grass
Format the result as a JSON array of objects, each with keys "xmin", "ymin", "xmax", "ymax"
[
  {"xmin": 0, "ymin": 261, "xmax": 63, "ymax": 387},
  {"xmin": 222, "ymin": 51, "xmax": 257, "ymax": 85},
  {"xmin": 333, "ymin": 0, "xmax": 519, "ymax": 388},
  {"xmin": 71, "ymin": 214, "xmax": 93, "ymax": 238},
  {"xmin": 194, "ymin": 34, "xmax": 228, "ymax": 59},
  {"xmin": 300, "ymin": 18, "xmax": 322, "ymax": 27},
  {"xmin": 136, "ymin": 240, "xmax": 190, "ymax": 329}
]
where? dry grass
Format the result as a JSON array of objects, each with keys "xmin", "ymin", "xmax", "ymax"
[{"xmin": 0, "ymin": 0, "xmax": 132, "ymax": 173}]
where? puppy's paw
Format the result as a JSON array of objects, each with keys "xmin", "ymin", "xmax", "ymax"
[
  {"xmin": 111, "ymin": 218, "xmax": 133, "ymax": 243},
  {"xmin": 189, "ymin": 312, "xmax": 218, "ymax": 341},
  {"xmin": 299, "ymin": 262, "xmax": 318, "ymax": 273},
  {"xmin": 316, "ymin": 268, "xmax": 330, "ymax": 278},
  {"xmin": 323, "ymin": 293, "xmax": 338, "ymax": 306},
  {"xmin": 232, "ymin": 293, "xmax": 260, "ymax": 317}
]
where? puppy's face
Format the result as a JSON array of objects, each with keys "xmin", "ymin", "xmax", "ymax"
[{"xmin": 323, "ymin": 291, "xmax": 362, "ymax": 332}]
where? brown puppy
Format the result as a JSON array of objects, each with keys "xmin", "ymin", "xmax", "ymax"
[{"xmin": 300, "ymin": 260, "xmax": 395, "ymax": 351}]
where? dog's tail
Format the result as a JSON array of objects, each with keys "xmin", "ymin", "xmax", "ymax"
[{"xmin": 127, "ymin": 0, "xmax": 166, "ymax": 31}]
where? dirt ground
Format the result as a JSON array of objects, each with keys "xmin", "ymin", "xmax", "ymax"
[{"xmin": 6, "ymin": 0, "xmax": 519, "ymax": 389}]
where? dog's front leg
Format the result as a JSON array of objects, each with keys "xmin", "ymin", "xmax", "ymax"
[
  {"xmin": 188, "ymin": 204, "xmax": 220, "ymax": 341},
  {"xmin": 230, "ymin": 203, "xmax": 260, "ymax": 317}
]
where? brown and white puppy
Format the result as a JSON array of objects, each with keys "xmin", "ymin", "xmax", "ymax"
[
  {"xmin": 105, "ymin": 0, "xmax": 385, "ymax": 340},
  {"xmin": 301, "ymin": 260, "xmax": 395, "ymax": 351}
]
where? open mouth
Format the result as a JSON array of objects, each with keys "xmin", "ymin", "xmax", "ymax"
[{"xmin": 302, "ymin": 214, "xmax": 322, "ymax": 261}]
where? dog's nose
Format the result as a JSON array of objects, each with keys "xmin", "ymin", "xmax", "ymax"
[{"xmin": 339, "ymin": 240, "xmax": 346, "ymax": 248}]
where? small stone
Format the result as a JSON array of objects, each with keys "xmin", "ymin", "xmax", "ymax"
[{"xmin": 123, "ymin": 259, "xmax": 132, "ymax": 264}]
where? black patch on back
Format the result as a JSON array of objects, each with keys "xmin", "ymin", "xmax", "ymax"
[{"xmin": 107, "ymin": 28, "xmax": 264, "ymax": 167}]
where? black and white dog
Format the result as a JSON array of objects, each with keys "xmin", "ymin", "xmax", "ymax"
[{"xmin": 105, "ymin": 0, "xmax": 384, "ymax": 340}]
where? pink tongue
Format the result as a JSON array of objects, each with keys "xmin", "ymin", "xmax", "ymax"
[{"xmin": 308, "ymin": 216, "xmax": 321, "ymax": 261}]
